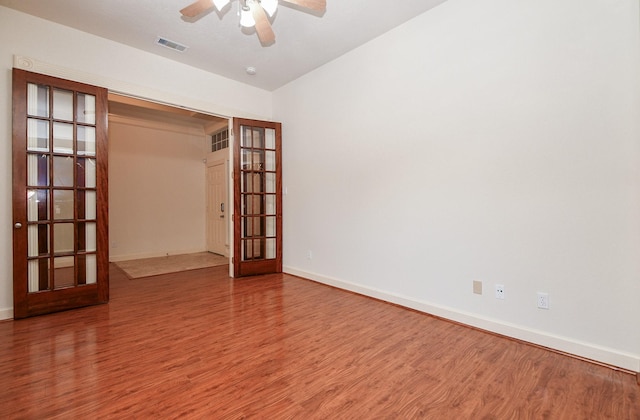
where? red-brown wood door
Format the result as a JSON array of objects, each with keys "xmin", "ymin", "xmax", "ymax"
[
  {"xmin": 12, "ymin": 69, "xmax": 109, "ymax": 319},
  {"xmin": 233, "ymin": 118, "xmax": 282, "ymax": 277}
]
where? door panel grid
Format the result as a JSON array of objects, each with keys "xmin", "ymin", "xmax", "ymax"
[
  {"xmin": 12, "ymin": 69, "xmax": 108, "ymax": 319},
  {"xmin": 233, "ymin": 119, "xmax": 282, "ymax": 277}
]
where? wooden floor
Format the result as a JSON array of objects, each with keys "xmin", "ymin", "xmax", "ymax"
[{"xmin": 0, "ymin": 265, "xmax": 638, "ymax": 418}]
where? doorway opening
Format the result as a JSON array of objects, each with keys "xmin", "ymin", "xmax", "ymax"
[{"xmin": 107, "ymin": 93, "xmax": 231, "ymax": 274}]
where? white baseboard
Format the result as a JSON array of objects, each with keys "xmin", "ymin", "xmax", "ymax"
[
  {"xmin": 0, "ymin": 307, "xmax": 13, "ymax": 321},
  {"xmin": 284, "ymin": 266, "xmax": 640, "ymax": 373}
]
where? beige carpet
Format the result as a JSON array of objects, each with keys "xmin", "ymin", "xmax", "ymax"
[{"xmin": 115, "ymin": 252, "xmax": 228, "ymax": 279}]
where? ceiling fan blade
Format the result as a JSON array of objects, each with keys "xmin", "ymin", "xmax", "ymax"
[
  {"xmin": 281, "ymin": 0, "xmax": 326, "ymax": 12},
  {"xmin": 253, "ymin": 5, "xmax": 276, "ymax": 45},
  {"xmin": 180, "ymin": 0, "xmax": 214, "ymax": 18}
]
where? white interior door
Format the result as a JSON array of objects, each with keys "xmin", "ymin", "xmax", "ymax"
[{"xmin": 206, "ymin": 160, "xmax": 227, "ymax": 255}]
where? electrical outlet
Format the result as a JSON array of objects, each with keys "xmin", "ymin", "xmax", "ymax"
[
  {"xmin": 495, "ymin": 284, "xmax": 505, "ymax": 299},
  {"xmin": 537, "ymin": 292, "xmax": 549, "ymax": 309},
  {"xmin": 306, "ymin": 250, "xmax": 312, "ymax": 260}
]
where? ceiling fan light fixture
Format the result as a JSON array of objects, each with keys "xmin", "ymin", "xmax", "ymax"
[
  {"xmin": 261, "ymin": 0, "xmax": 278, "ymax": 17},
  {"xmin": 240, "ymin": 5, "xmax": 255, "ymax": 27},
  {"xmin": 213, "ymin": 0, "xmax": 230, "ymax": 11}
]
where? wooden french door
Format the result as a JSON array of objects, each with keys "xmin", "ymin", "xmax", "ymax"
[
  {"xmin": 233, "ymin": 118, "xmax": 282, "ymax": 276},
  {"xmin": 12, "ymin": 69, "xmax": 109, "ymax": 319}
]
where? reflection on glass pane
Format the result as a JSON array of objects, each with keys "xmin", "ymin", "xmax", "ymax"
[
  {"xmin": 27, "ymin": 154, "xmax": 49, "ymax": 186},
  {"xmin": 53, "ymin": 156, "xmax": 74, "ymax": 187},
  {"xmin": 266, "ymin": 216, "xmax": 276, "ymax": 237},
  {"xmin": 266, "ymin": 238, "xmax": 276, "ymax": 259},
  {"xmin": 54, "ymin": 256, "xmax": 75, "ymax": 289},
  {"xmin": 53, "ymin": 190, "xmax": 74, "ymax": 220},
  {"xmin": 266, "ymin": 173, "xmax": 276, "ymax": 193},
  {"xmin": 77, "ymin": 158, "xmax": 96, "ymax": 188},
  {"xmin": 27, "ymin": 119, "xmax": 49, "ymax": 152},
  {"xmin": 77, "ymin": 93, "xmax": 96, "ymax": 124},
  {"xmin": 53, "ymin": 122, "xmax": 74, "ymax": 153},
  {"xmin": 265, "ymin": 194, "xmax": 276, "ymax": 215},
  {"xmin": 27, "ymin": 189, "xmax": 49, "ymax": 222},
  {"xmin": 53, "ymin": 89, "xmax": 74, "ymax": 121},
  {"xmin": 78, "ymin": 126, "xmax": 96, "ymax": 156},
  {"xmin": 53, "ymin": 223, "xmax": 74, "ymax": 254},
  {"xmin": 28, "ymin": 84, "xmax": 50, "ymax": 117},
  {"xmin": 265, "ymin": 128, "xmax": 275, "ymax": 149},
  {"xmin": 265, "ymin": 151, "xmax": 275, "ymax": 171}
]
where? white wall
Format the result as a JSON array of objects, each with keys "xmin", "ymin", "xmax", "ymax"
[
  {"xmin": 274, "ymin": 0, "xmax": 640, "ymax": 371},
  {"xmin": 109, "ymin": 118, "xmax": 208, "ymax": 261},
  {"xmin": 0, "ymin": 6, "xmax": 272, "ymax": 319}
]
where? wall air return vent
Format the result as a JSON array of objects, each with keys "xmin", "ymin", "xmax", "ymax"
[{"xmin": 156, "ymin": 37, "xmax": 188, "ymax": 52}]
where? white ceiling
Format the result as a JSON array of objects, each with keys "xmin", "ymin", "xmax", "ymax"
[{"xmin": 0, "ymin": 0, "xmax": 447, "ymax": 91}]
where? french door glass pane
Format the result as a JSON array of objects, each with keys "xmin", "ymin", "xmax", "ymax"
[
  {"xmin": 53, "ymin": 223, "xmax": 74, "ymax": 253},
  {"xmin": 27, "ymin": 189, "xmax": 49, "ymax": 222},
  {"xmin": 53, "ymin": 122, "xmax": 74, "ymax": 153},
  {"xmin": 27, "ymin": 119, "xmax": 49, "ymax": 152},
  {"xmin": 77, "ymin": 158, "xmax": 96, "ymax": 188},
  {"xmin": 52, "ymin": 88, "xmax": 74, "ymax": 121},
  {"xmin": 241, "ymin": 127, "xmax": 252, "ymax": 147},
  {"xmin": 27, "ymin": 154, "xmax": 49, "ymax": 186},
  {"xmin": 78, "ymin": 254, "xmax": 97, "ymax": 285},
  {"xmin": 266, "ymin": 216, "xmax": 276, "ymax": 237},
  {"xmin": 265, "ymin": 173, "xmax": 276, "ymax": 193},
  {"xmin": 265, "ymin": 151, "xmax": 275, "ymax": 171},
  {"xmin": 253, "ymin": 129, "xmax": 265, "ymax": 148},
  {"xmin": 78, "ymin": 222, "xmax": 96, "ymax": 252},
  {"xmin": 53, "ymin": 156, "xmax": 74, "ymax": 187},
  {"xmin": 265, "ymin": 195, "xmax": 275, "ymax": 215},
  {"xmin": 77, "ymin": 93, "xmax": 96, "ymax": 124},
  {"xmin": 77, "ymin": 190, "xmax": 97, "ymax": 220},
  {"xmin": 265, "ymin": 128, "xmax": 275, "ymax": 149},
  {"xmin": 53, "ymin": 190, "xmax": 74, "ymax": 220},
  {"xmin": 28, "ymin": 259, "xmax": 50, "ymax": 292},
  {"xmin": 54, "ymin": 256, "xmax": 75, "ymax": 289},
  {"xmin": 27, "ymin": 83, "xmax": 50, "ymax": 117},
  {"xmin": 266, "ymin": 238, "xmax": 276, "ymax": 259},
  {"xmin": 27, "ymin": 225, "xmax": 49, "ymax": 257},
  {"xmin": 77, "ymin": 126, "xmax": 96, "ymax": 156}
]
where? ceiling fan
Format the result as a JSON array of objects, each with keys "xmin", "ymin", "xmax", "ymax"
[{"xmin": 180, "ymin": 0, "xmax": 327, "ymax": 46}]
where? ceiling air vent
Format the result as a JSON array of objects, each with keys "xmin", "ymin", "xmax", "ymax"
[{"xmin": 156, "ymin": 37, "xmax": 188, "ymax": 52}]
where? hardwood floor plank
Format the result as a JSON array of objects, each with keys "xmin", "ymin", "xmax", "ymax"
[{"xmin": 0, "ymin": 264, "xmax": 638, "ymax": 418}]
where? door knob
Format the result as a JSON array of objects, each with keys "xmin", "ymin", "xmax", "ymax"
[{"xmin": 14, "ymin": 222, "xmax": 22, "ymax": 229}]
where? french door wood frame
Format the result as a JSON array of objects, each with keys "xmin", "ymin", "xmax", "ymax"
[
  {"xmin": 12, "ymin": 69, "xmax": 109, "ymax": 319},
  {"xmin": 232, "ymin": 118, "xmax": 282, "ymax": 277}
]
